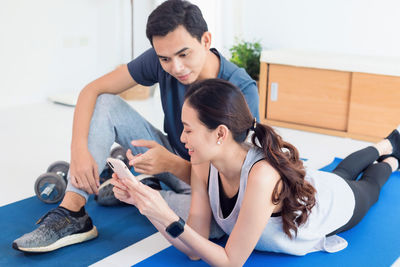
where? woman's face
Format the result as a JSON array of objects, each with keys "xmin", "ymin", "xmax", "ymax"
[{"xmin": 180, "ymin": 102, "xmax": 219, "ymax": 164}]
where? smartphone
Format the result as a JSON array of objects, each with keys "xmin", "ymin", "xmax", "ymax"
[
  {"xmin": 106, "ymin": 158, "xmax": 138, "ymax": 183},
  {"xmin": 106, "ymin": 157, "xmax": 155, "ymax": 183}
]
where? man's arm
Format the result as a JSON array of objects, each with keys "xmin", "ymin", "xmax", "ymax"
[
  {"xmin": 168, "ymin": 153, "xmax": 191, "ymax": 185},
  {"xmin": 241, "ymin": 82, "xmax": 260, "ymax": 121},
  {"xmin": 69, "ymin": 65, "xmax": 137, "ymax": 195}
]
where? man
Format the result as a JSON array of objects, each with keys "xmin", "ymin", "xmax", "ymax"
[{"xmin": 13, "ymin": 0, "xmax": 259, "ymax": 252}]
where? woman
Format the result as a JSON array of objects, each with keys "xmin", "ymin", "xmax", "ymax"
[{"xmin": 111, "ymin": 79, "xmax": 399, "ymax": 266}]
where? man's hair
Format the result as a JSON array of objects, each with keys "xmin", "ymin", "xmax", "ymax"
[{"xmin": 146, "ymin": 0, "xmax": 208, "ymax": 46}]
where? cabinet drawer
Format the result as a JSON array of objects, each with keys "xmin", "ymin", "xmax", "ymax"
[
  {"xmin": 267, "ymin": 64, "xmax": 351, "ymax": 131},
  {"xmin": 348, "ymin": 73, "xmax": 400, "ymax": 138}
]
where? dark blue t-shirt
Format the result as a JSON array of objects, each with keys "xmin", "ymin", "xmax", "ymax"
[{"xmin": 127, "ymin": 48, "xmax": 259, "ymax": 161}]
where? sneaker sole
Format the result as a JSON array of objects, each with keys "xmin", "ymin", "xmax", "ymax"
[
  {"xmin": 99, "ymin": 178, "xmax": 113, "ymax": 190},
  {"xmin": 14, "ymin": 226, "xmax": 98, "ymax": 253}
]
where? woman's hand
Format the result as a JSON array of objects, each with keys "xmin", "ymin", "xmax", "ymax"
[{"xmin": 110, "ymin": 175, "xmax": 178, "ymax": 225}]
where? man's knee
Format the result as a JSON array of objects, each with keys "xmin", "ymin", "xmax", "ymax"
[
  {"xmin": 89, "ymin": 94, "xmax": 125, "ymax": 136},
  {"xmin": 96, "ymin": 94, "xmax": 120, "ymax": 108},
  {"xmin": 94, "ymin": 94, "xmax": 134, "ymax": 120},
  {"xmin": 95, "ymin": 94, "xmax": 140, "ymax": 120}
]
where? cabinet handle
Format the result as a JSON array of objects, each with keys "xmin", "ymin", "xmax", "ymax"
[{"xmin": 271, "ymin": 82, "xmax": 278, "ymax": 101}]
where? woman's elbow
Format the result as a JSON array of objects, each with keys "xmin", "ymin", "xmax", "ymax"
[{"xmin": 188, "ymin": 255, "xmax": 201, "ymax": 261}]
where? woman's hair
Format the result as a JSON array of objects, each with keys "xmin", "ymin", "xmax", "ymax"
[
  {"xmin": 146, "ymin": 0, "xmax": 208, "ymax": 46},
  {"xmin": 184, "ymin": 79, "xmax": 316, "ymax": 238}
]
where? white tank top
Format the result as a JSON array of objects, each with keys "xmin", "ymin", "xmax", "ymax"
[{"xmin": 208, "ymin": 146, "xmax": 355, "ymax": 255}]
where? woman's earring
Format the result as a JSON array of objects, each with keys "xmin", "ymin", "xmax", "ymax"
[{"xmin": 217, "ymin": 140, "xmax": 221, "ymax": 145}]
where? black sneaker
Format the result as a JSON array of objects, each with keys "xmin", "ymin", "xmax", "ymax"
[
  {"xmin": 95, "ymin": 179, "xmax": 123, "ymax": 206},
  {"xmin": 12, "ymin": 207, "xmax": 98, "ymax": 253},
  {"xmin": 141, "ymin": 177, "xmax": 162, "ymax": 191},
  {"xmin": 95, "ymin": 176, "xmax": 162, "ymax": 206},
  {"xmin": 377, "ymin": 125, "xmax": 400, "ymax": 167}
]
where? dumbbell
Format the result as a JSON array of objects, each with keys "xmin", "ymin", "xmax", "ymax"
[
  {"xmin": 35, "ymin": 146, "xmax": 128, "ymax": 203},
  {"xmin": 110, "ymin": 145, "xmax": 128, "ymax": 165},
  {"xmin": 34, "ymin": 161, "xmax": 69, "ymax": 204},
  {"xmin": 100, "ymin": 145, "xmax": 129, "ymax": 184}
]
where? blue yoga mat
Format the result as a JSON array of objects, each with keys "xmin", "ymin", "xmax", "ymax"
[
  {"xmin": 1, "ymin": 158, "xmax": 399, "ymax": 266},
  {"xmin": 1, "ymin": 196, "xmax": 157, "ymax": 266},
  {"xmin": 136, "ymin": 158, "xmax": 400, "ymax": 267}
]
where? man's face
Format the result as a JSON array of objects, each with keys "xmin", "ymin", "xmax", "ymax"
[{"xmin": 152, "ymin": 25, "xmax": 209, "ymax": 85}]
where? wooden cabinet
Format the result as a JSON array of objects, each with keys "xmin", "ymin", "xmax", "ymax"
[
  {"xmin": 348, "ymin": 73, "xmax": 400, "ymax": 138},
  {"xmin": 259, "ymin": 50, "xmax": 400, "ymax": 141},
  {"xmin": 266, "ymin": 64, "xmax": 351, "ymax": 131}
]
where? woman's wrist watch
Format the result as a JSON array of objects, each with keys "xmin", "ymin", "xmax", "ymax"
[{"xmin": 166, "ymin": 217, "xmax": 185, "ymax": 238}]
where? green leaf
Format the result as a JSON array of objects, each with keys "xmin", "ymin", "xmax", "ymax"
[{"xmin": 229, "ymin": 38, "xmax": 262, "ymax": 80}]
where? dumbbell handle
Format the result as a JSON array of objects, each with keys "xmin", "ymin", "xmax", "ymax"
[
  {"xmin": 56, "ymin": 171, "xmax": 66, "ymax": 179},
  {"xmin": 41, "ymin": 183, "xmax": 56, "ymax": 199}
]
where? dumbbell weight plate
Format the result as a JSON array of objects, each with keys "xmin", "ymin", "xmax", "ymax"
[
  {"xmin": 100, "ymin": 146, "xmax": 128, "ymax": 184},
  {"xmin": 110, "ymin": 146, "xmax": 128, "ymax": 165},
  {"xmin": 46, "ymin": 161, "xmax": 70, "ymax": 182},
  {"xmin": 34, "ymin": 173, "xmax": 67, "ymax": 204}
]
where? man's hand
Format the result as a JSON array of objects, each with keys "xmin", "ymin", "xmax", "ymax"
[
  {"xmin": 128, "ymin": 140, "xmax": 174, "ymax": 175},
  {"xmin": 69, "ymin": 148, "xmax": 100, "ymax": 195}
]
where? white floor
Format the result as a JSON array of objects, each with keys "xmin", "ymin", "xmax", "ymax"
[{"xmin": 7, "ymin": 94, "xmax": 399, "ymax": 266}]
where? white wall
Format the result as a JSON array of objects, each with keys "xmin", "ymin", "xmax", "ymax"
[
  {"xmin": 0, "ymin": 0, "xmax": 154, "ymax": 108},
  {"xmin": 191, "ymin": 0, "xmax": 223, "ymax": 54},
  {"xmin": 1, "ymin": 0, "xmax": 399, "ymax": 108},
  {"xmin": 228, "ymin": 0, "xmax": 400, "ymax": 58},
  {"xmin": 132, "ymin": 0, "xmax": 155, "ymax": 58},
  {"xmin": 0, "ymin": 0, "xmax": 224, "ymax": 109}
]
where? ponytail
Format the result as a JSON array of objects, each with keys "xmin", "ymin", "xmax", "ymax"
[{"xmin": 251, "ymin": 122, "xmax": 316, "ymax": 239}]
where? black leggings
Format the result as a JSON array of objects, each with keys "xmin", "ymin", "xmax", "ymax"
[{"xmin": 327, "ymin": 146, "xmax": 392, "ymax": 236}]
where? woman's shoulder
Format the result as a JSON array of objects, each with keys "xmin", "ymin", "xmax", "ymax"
[
  {"xmin": 250, "ymin": 159, "xmax": 279, "ymax": 176},
  {"xmin": 248, "ymin": 156, "xmax": 280, "ymax": 187}
]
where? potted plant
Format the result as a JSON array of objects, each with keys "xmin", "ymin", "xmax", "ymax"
[{"xmin": 229, "ymin": 39, "xmax": 262, "ymax": 81}]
